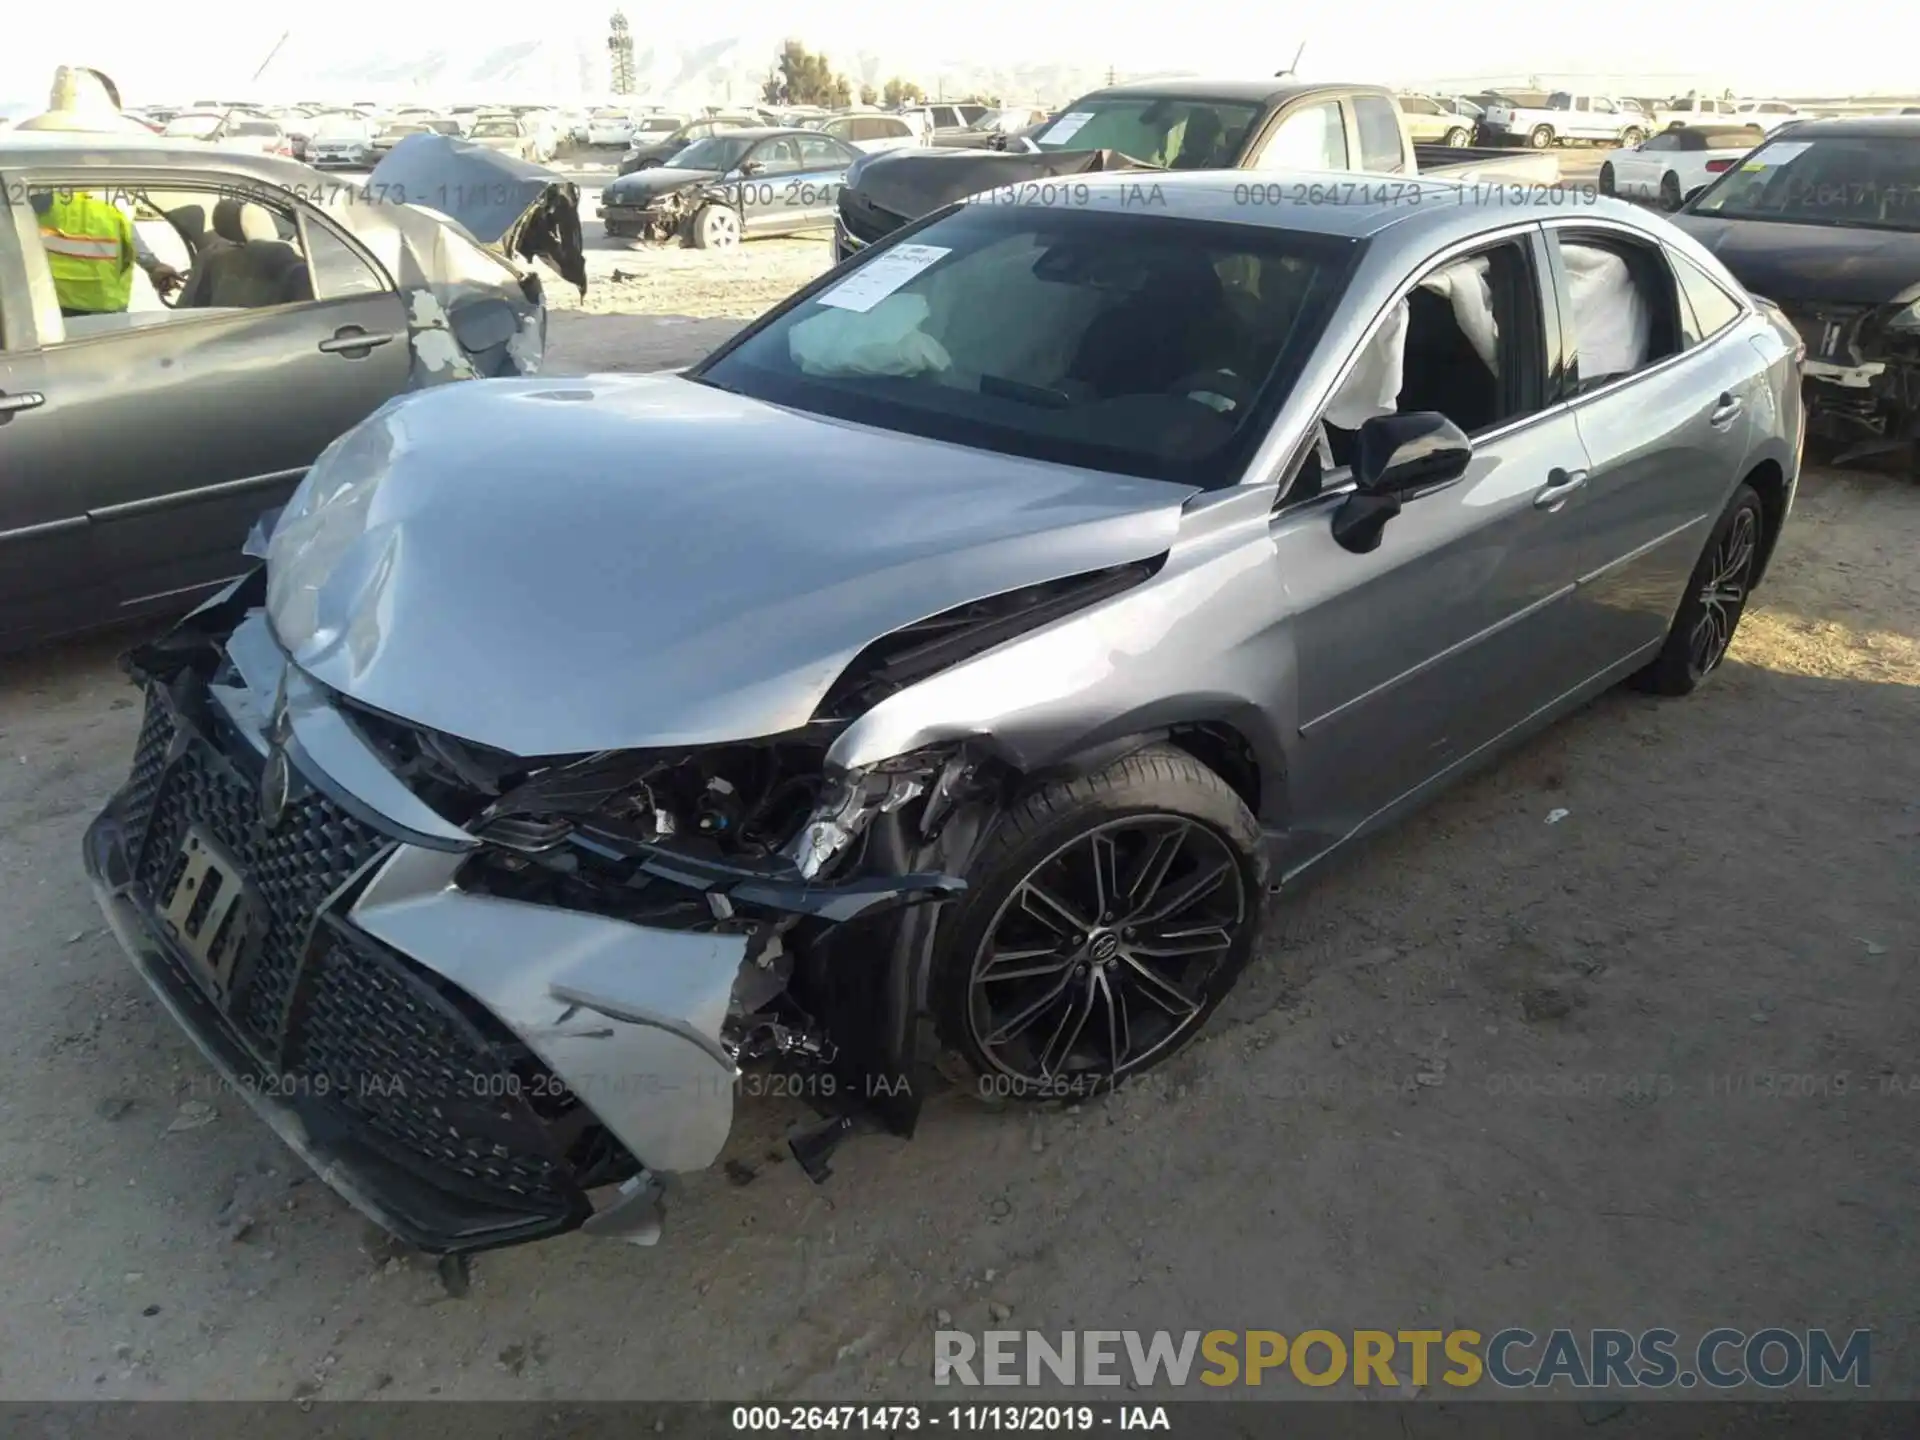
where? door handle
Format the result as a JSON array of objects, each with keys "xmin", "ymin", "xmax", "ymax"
[
  {"xmin": 0, "ymin": 390, "xmax": 46, "ymax": 416},
  {"xmin": 1709, "ymin": 393, "xmax": 1743, "ymax": 428},
  {"xmin": 1533, "ymin": 467, "xmax": 1589, "ymax": 510},
  {"xmin": 318, "ymin": 328, "xmax": 399, "ymax": 355}
]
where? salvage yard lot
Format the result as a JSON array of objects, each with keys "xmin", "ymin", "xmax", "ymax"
[{"xmin": 2, "ymin": 181, "xmax": 1917, "ymax": 1402}]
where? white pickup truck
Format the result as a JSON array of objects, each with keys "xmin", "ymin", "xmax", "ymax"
[
  {"xmin": 1479, "ymin": 92, "xmax": 1648, "ymax": 149},
  {"xmin": 1648, "ymin": 95, "xmax": 1746, "ymax": 132}
]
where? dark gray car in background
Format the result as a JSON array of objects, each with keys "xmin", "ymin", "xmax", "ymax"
[
  {"xmin": 84, "ymin": 175, "xmax": 1802, "ymax": 1256},
  {"xmin": 0, "ymin": 132, "xmax": 580, "ymax": 650}
]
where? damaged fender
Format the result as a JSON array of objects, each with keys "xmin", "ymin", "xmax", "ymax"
[{"xmin": 349, "ymin": 843, "xmax": 745, "ymax": 1175}]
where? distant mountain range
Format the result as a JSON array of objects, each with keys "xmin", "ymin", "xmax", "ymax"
[{"xmin": 224, "ymin": 32, "xmax": 1169, "ymax": 108}]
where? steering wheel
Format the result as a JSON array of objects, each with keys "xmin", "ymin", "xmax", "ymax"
[{"xmin": 1169, "ymin": 367, "xmax": 1253, "ymax": 414}]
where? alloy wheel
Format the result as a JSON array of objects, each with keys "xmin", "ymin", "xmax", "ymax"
[
  {"xmin": 965, "ymin": 816, "xmax": 1248, "ymax": 1087},
  {"xmin": 1687, "ymin": 506, "xmax": 1758, "ymax": 679}
]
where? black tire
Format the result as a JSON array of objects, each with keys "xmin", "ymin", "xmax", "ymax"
[
  {"xmin": 1658, "ymin": 171, "xmax": 1683, "ymax": 210},
  {"xmin": 689, "ymin": 203, "xmax": 740, "ymax": 250},
  {"xmin": 1598, "ymin": 163, "xmax": 1615, "ymax": 196},
  {"xmin": 1631, "ymin": 483, "xmax": 1764, "ymax": 696},
  {"xmin": 1528, "ymin": 124, "xmax": 1554, "ymax": 148},
  {"xmin": 930, "ymin": 744, "xmax": 1264, "ymax": 1096}
]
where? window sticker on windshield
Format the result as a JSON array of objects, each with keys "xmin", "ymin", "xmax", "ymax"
[
  {"xmin": 1743, "ymin": 140, "xmax": 1811, "ymax": 170},
  {"xmin": 1039, "ymin": 111, "xmax": 1096, "ymax": 146},
  {"xmin": 815, "ymin": 243, "xmax": 953, "ymax": 313}
]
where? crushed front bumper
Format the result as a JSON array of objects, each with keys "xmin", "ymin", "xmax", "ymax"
[{"xmin": 84, "ymin": 665, "xmax": 747, "ymax": 1254}]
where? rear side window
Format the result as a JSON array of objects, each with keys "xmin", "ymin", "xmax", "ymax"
[
  {"xmin": 1554, "ymin": 233, "xmax": 1686, "ymax": 391},
  {"xmin": 1670, "ymin": 251, "xmax": 1745, "ymax": 343},
  {"xmin": 1352, "ymin": 96, "xmax": 1406, "ymax": 173}
]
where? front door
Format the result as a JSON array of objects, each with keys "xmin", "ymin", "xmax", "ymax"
[
  {"xmin": 20, "ymin": 175, "xmax": 412, "ymax": 617},
  {"xmin": 1278, "ymin": 231, "xmax": 1599, "ymax": 855}
]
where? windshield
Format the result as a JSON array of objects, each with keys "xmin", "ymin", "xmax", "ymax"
[
  {"xmin": 470, "ymin": 120, "xmax": 519, "ymax": 137},
  {"xmin": 163, "ymin": 114, "xmax": 224, "ymax": 138},
  {"xmin": 1688, "ymin": 135, "xmax": 1920, "ymax": 231},
  {"xmin": 690, "ymin": 205, "xmax": 1356, "ymax": 489},
  {"xmin": 669, "ymin": 135, "xmax": 755, "ymax": 171},
  {"xmin": 314, "ymin": 116, "xmax": 370, "ymax": 137},
  {"xmin": 232, "ymin": 120, "xmax": 278, "ymax": 135},
  {"xmin": 1030, "ymin": 98, "xmax": 1261, "ymax": 168}
]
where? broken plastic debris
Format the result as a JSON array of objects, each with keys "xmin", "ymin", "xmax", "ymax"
[
  {"xmin": 164, "ymin": 1101, "xmax": 217, "ymax": 1133},
  {"xmin": 1545, "ymin": 808, "xmax": 1571, "ymax": 824}
]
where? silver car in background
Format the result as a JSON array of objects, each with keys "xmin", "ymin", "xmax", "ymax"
[{"xmin": 84, "ymin": 174, "xmax": 1803, "ymax": 1255}]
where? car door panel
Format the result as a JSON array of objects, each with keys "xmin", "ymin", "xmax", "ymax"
[
  {"xmin": 1281, "ymin": 408, "xmax": 1593, "ymax": 846},
  {"xmin": 50, "ymin": 290, "xmax": 411, "ymax": 612},
  {"xmin": 0, "ymin": 349, "xmax": 106, "ymax": 645},
  {"xmin": 1545, "ymin": 230, "xmax": 1759, "ymax": 674}
]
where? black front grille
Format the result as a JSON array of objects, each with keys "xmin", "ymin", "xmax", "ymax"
[
  {"xmin": 293, "ymin": 934, "xmax": 570, "ymax": 1204},
  {"xmin": 135, "ymin": 732, "xmax": 386, "ymax": 1047},
  {"xmin": 122, "ymin": 700, "xmax": 176, "ymax": 858}
]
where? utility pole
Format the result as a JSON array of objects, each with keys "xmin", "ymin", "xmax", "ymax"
[
  {"xmin": 1106, "ymin": 64, "xmax": 1116, "ymax": 86},
  {"xmin": 252, "ymin": 30, "xmax": 291, "ymax": 84},
  {"xmin": 608, "ymin": 11, "xmax": 635, "ymax": 96}
]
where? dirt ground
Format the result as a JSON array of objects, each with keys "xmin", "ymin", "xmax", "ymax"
[{"xmin": 2, "ymin": 154, "xmax": 1916, "ymax": 1404}]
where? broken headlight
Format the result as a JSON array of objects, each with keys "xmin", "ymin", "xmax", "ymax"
[
  {"xmin": 782, "ymin": 749, "xmax": 974, "ymax": 881},
  {"xmin": 1884, "ymin": 297, "xmax": 1920, "ymax": 335}
]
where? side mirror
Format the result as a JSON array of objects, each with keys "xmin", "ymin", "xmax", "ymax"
[
  {"xmin": 737, "ymin": 159, "xmax": 762, "ymax": 176},
  {"xmin": 1330, "ymin": 412, "xmax": 1473, "ymax": 554}
]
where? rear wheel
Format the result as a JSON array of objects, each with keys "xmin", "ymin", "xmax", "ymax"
[
  {"xmin": 1444, "ymin": 125, "xmax": 1470, "ymax": 147},
  {"xmin": 1631, "ymin": 484, "xmax": 1764, "ymax": 696},
  {"xmin": 1529, "ymin": 124, "xmax": 1555, "ymax": 148},
  {"xmin": 1620, "ymin": 125, "xmax": 1645, "ymax": 146},
  {"xmin": 1659, "ymin": 171, "xmax": 1683, "ymax": 210},
  {"xmin": 689, "ymin": 203, "xmax": 740, "ymax": 250},
  {"xmin": 1598, "ymin": 163, "xmax": 1616, "ymax": 196},
  {"xmin": 931, "ymin": 745, "xmax": 1263, "ymax": 1095}
]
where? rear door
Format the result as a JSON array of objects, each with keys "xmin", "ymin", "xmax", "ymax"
[
  {"xmin": 789, "ymin": 135, "xmax": 856, "ymax": 226},
  {"xmin": 1540, "ymin": 222, "xmax": 1761, "ymax": 676},
  {"xmin": 19, "ymin": 170, "xmax": 413, "ymax": 620}
]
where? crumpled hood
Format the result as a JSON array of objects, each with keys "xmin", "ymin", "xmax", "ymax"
[
  {"xmin": 842, "ymin": 146, "xmax": 1153, "ymax": 235},
  {"xmin": 265, "ymin": 374, "xmax": 1195, "ymax": 757},
  {"xmin": 603, "ymin": 167, "xmax": 721, "ymax": 204},
  {"xmin": 1672, "ymin": 214, "xmax": 1920, "ymax": 306}
]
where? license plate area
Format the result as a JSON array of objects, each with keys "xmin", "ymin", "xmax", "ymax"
[{"xmin": 157, "ymin": 826, "xmax": 261, "ymax": 997}]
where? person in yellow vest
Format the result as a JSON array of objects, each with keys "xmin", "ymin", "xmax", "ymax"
[{"xmin": 30, "ymin": 188, "xmax": 140, "ymax": 316}]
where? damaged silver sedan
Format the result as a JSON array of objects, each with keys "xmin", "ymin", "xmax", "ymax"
[
  {"xmin": 85, "ymin": 175, "xmax": 1801, "ymax": 1254},
  {"xmin": 0, "ymin": 131, "xmax": 580, "ymax": 648}
]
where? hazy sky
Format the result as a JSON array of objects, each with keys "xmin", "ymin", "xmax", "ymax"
[{"xmin": 4, "ymin": 4, "xmax": 1914, "ymax": 104}]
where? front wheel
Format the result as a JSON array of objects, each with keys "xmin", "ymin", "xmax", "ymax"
[
  {"xmin": 1598, "ymin": 163, "xmax": 1615, "ymax": 196},
  {"xmin": 1528, "ymin": 124, "xmax": 1555, "ymax": 148},
  {"xmin": 688, "ymin": 203, "xmax": 741, "ymax": 249},
  {"xmin": 1444, "ymin": 126, "xmax": 1470, "ymax": 147},
  {"xmin": 931, "ymin": 745, "xmax": 1264, "ymax": 1095},
  {"xmin": 1631, "ymin": 484, "xmax": 1764, "ymax": 696}
]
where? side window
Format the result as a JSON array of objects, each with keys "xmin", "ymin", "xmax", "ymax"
[
  {"xmin": 26, "ymin": 182, "xmax": 316, "ymax": 342},
  {"xmin": 1253, "ymin": 102, "xmax": 1348, "ymax": 170},
  {"xmin": 1670, "ymin": 251, "xmax": 1745, "ymax": 342},
  {"xmin": 1593, "ymin": 98, "xmax": 1616, "ymax": 114},
  {"xmin": 1291, "ymin": 240, "xmax": 1545, "ymax": 500},
  {"xmin": 1574, "ymin": 97, "xmax": 1593, "ymax": 112},
  {"xmin": 750, "ymin": 140, "xmax": 803, "ymax": 175},
  {"xmin": 1353, "ymin": 96, "xmax": 1406, "ymax": 173},
  {"xmin": 1401, "ymin": 97, "xmax": 1438, "ymax": 116},
  {"xmin": 301, "ymin": 216, "xmax": 389, "ymax": 299},
  {"xmin": 1641, "ymin": 133, "xmax": 1678, "ymax": 153},
  {"xmin": 1555, "ymin": 234, "xmax": 1686, "ymax": 392},
  {"xmin": 797, "ymin": 135, "xmax": 847, "ymax": 169}
]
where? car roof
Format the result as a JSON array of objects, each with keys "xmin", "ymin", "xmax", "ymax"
[
  {"xmin": 1070, "ymin": 78, "xmax": 1367, "ymax": 108},
  {"xmin": 0, "ymin": 129, "xmax": 315, "ymax": 180},
  {"xmin": 1758, "ymin": 115, "xmax": 1920, "ymax": 139},
  {"xmin": 712, "ymin": 126, "xmax": 830, "ymax": 141}
]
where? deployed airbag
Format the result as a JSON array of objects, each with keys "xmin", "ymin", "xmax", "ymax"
[
  {"xmin": 1324, "ymin": 256, "xmax": 1497, "ymax": 429},
  {"xmin": 789, "ymin": 294, "xmax": 952, "ymax": 377},
  {"xmin": 1561, "ymin": 243, "xmax": 1650, "ymax": 380}
]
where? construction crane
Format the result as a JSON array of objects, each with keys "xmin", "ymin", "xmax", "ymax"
[{"xmin": 608, "ymin": 12, "xmax": 635, "ymax": 96}]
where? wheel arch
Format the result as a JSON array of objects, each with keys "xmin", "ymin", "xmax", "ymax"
[
  {"xmin": 1012, "ymin": 716, "xmax": 1276, "ymax": 827},
  {"xmin": 1741, "ymin": 456, "xmax": 1790, "ymax": 587}
]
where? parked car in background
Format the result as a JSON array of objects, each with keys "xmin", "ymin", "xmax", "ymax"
[
  {"xmin": 1479, "ymin": 92, "xmax": 1647, "ymax": 148},
  {"xmin": 599, "ymin": 127, "xmax": 859, "ymax": 247},
  {"xmin": 835, "ymin": 79, "xmax": 1562, "ymax": 261},
  {"xmin": 1398, "ymin": 94, "xmax": 1476, "ymax": 147},
  {"xmin": 617, "ymin": 114, "xmax": 759, "ymax": 174},
  {"xmin": 1650, "ymin": 96, "xmax": 1743, "ymax": 132},
  {"xmin": 1674, "ymin": 116, "xmax": 1920, "ymax": 468},
  {"xmin": 83, "ymin": 170, "xmax": 1802, "ymax": 1258},
  {"xmin": 586, "ymin": 107, "xmax": 639, "ymax": 146},
  {"xmin": 819, "ymin": 112, "xmax": 920, "ymax": 154},
  {"xmin": 1600, "ymin": 124, "xmax": 1762, "ymax": 209},
  {"xmin": 308, "ymin": 113, "xmax": 378, "ymax": 167},
  {"xmin": 1733, "ymin": 100, "xmax": 1812, "ymax": 134},
  {"xmin": 370, "ymin": 118, "xmax": 460, "ymax": 157},
  {"xmin": 465, "ymin": 114, "xmax": 539, "ymax": 162},
  {"xmin": 0, "ymin": 130, "xmax": 563, "ymax": 650},
  {"xmin": 897, "ymin": 103, "xmax": 991, "ymax": 141}
]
